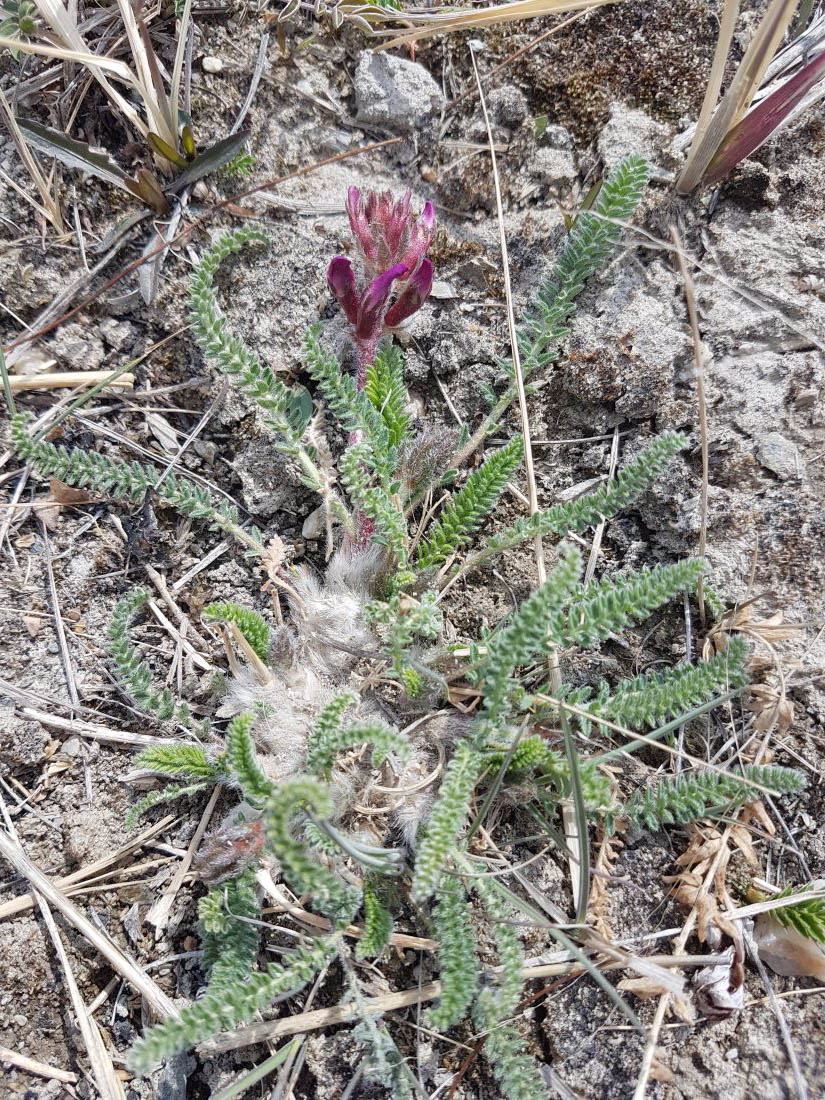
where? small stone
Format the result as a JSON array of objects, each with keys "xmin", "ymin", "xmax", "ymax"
[
  {"xmin": 795, "ymin": 388, "xmax": 817, "ymax": 409},
  {"xmin": 202, "ymin": 56, "xmax": 223, "ymax": 74},
  {"xmin": 13, "ymin": 1014, "xmax": 27, "ymax": 1027},
  {"xmin": 62, "ymin": 737, "xmax": 82, "ymax": 758},
  {"xmin": 430, "ymin": 280, "xmax": 456, "ymax": 300},
  {"xmin": 487, "ymin": 85, "xmax": 528, "ymax": 129},
  {"xmin": 756, "ymin": 432, "xmax": 801, "ymax": 480},
  {"xmin": 355, "ymin": 51, "xmax": 444, "ymax": 133},
  {"xmin": 302, "ymin": 505, "xmax": 325, "ymax": 541},
  {"xmin": 193, "ymin": 439, "xmax": 217, "ymax": 464},
  {"xmin": 540, "ymin": 123, "xmax": 574, "ymax": 150}
]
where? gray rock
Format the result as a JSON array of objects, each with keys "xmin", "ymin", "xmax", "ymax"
[
  {"xmin": 541, "ymin": 123, "xmax": 574, "ymax": 149},
  {"xmin": 46, "ymin": 321, "xmax": 106, "ymax": 370},
  {"xmin": 355, "ymin": 51, "xmax": 444, "ymax": 132},
  {"xmin": 756, "ymin": 431, "xmax": 802, "ymax": 480},
  {"xmin": 99, "ymin": 317, "xmax": 136, "ymax": 351},
  {"xmin": 487, "ymin": 85, "xmax": 529, "ymax": 129},
  {"xmin": 533, "ymin": 146, "xmax": 578, "ymax": 191},
  {"xmin": 234, "ymin": 437, "xmax": 295, "ymax": 518},
  {"xmin": 597, "ymin": 102, "xmax": 674, "ymax": 174}
]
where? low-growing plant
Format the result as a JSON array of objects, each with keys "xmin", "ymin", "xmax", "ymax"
[{"xmin": 10, "ymin": 155, "xmax": 807, "ymax": 1095}]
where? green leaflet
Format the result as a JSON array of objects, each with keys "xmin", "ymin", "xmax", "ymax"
[
  {"xmin": 623, "ymin": 763, "xmax": 806, "ymax": 830},
  {"xmin": 203, "ymin": 602, "xmax": 270, "ymax": 662},
  {"xmin": 412, "ymin": 741, "xmax": 483, "ymax": 902},
  {"xmin": 225, "ymin": 712, "xmax": 273, "ymax": 801},
  {"xmin": 107, "ymin": 589, "xmax": 190, "ymax": 724},
  {"xmin": 766, "ymin": 884, "xmax": 825, "ymax": 944},
  {"xmin": 129, "ymin": 934, "xmax": 338, "ymax": 1073},
  {"xmin": 417, "ymin": 437, "xmax": 524, "ymax": 570},
  {"xmin": 426, "ymin": 876, "xmax": 479, "ymax": 1030},
  {"xmin": 189, "ymin": 229, "xmax": 312, "ymax": 450},
  {"xmin": 11, "ymin": 413, "xmax": 246, "ymax": 546},
  {"xmin": 364, "ymin": 344, "xmax": 411, "ymax": 449}
]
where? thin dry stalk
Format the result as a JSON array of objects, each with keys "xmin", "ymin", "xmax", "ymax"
[
  {"xmin": 0, "ymin": 828, "xmax": 179, "ymax": 1019},
  {"xmin": 0, "ymin": 813, "xmax": 176, "ymax": 921},
  {"xmin": 145, "ymin": 784, "xmax": 221, "ymax": 933},
  {"xmin": 8, "ymin": 371, "xmax": 135, "ymax": 391},
  {"xmin": 377, "ymin": 0, "xmax": 621, "ymax": 50},
  {"xmin": 472, "ymin": 47, "xmax": 583, "ymax": 904},
  {"xmin": 39, "ymin": 517, "xmax": 80, "ymax": 711},
  {"xmin": 671, "ymin": 227, "xmax": 708, "ymax": 625},
  {"xmin": 583, "ymin": 426, "xmax": 619, "ymax": 586}
]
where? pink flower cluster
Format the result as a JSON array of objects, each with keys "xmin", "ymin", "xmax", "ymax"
[{"xmin": 328, "ymin": 186, "xmax": 435, "ymax": 370}]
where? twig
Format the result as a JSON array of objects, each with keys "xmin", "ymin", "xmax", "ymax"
[
  {"xmin": 0, "ymin": 828, "xmax": 179, "ymax": 1020},
  {"xmin": 146, "ymin": 595, "xmax": 213, "ymax": 673},
  {"xmin": 231, "ymin": 31, "xmax": 269, "ymax": 134},
  {"xmin": 22, "ymin": 705, "xmax": 182, "ymax": 748},
  {"xmin": 8, "ymin": 371, "xmax": 135, "ymax": 391},
  {"xmin": 0, "ymin": 1044, "xmax": 77, "ymax": 1084},
  {"xmin": 671, "ymin": 226, "xmax": 708, "ymax": 624},
  {"xmin": 144, "ymin": 564, "xmax": 212, "ymax": 651},
  {"xmin": 171, "ymin": 539, "xmax": 230, "ymax": 592},
  {"xmin": 39, "ymin": 517, "xmax": 80, "ymax": 712}
]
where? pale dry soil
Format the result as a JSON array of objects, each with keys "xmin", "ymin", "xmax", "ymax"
[{"xmin": 1, "ymin": 2, "xmax": 825, "ymax": 1098}]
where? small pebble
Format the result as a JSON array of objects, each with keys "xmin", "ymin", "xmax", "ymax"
[{"xmin": 202, "ymin": 56, "xmax": 223, "ymax": 74}]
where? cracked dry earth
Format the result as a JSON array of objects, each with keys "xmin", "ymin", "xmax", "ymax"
[{"xmin": 2, "ymin": 1, "xmax": 825, "ymax": 1097}]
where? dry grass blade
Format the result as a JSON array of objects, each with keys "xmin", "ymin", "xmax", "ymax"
[
  {"xmin": 684, "ymin": 0, "xmax": 741, "ymax": 159},
  {"xmin": 0, "ymin": 86, "xmax": 65, "ymax": 233},
  {"xmin": 377, "ymin": 0, "xmax": 622, "ymax": 48},
  {"xmin": 0, "ymin": 797, "xmax": 124, "ymax": 1099},
  {"xmin": 703, "ymin": 47, "xmax": 825, "ymax": 185},
  {"xmin": 0, "ymin": 813, "xmax": 177, "ymax": 921},
  {"xmin": 677, "ymin": 0, "xmax": 799, "ymax": 192},
  {"xmin": 0, "ymin": 828, "xmax": 179, "ymax": 1020}
]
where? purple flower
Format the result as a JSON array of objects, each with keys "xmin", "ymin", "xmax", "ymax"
[
  {"xmin": 328, "ymin": 187, "xmax": 436, "ymax": 350},
  {"xmin": 385, "ymin": 259, "xmax": 434, "ymax": 328},
  {"xmin": 355, "ymin": 262, "xmax": 409, "ymax": 340},
  {"xmin": 347, "ymin": 187, "xmax": 435, "ymax": 281},
  {"xmin": 327, "ymin": 256, "xmax": 359, "ymax": 325}
]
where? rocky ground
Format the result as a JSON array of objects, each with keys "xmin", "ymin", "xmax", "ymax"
[{"xmin": 1, "ymin": 2, "xmax": 824, "ymax": 1098}]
